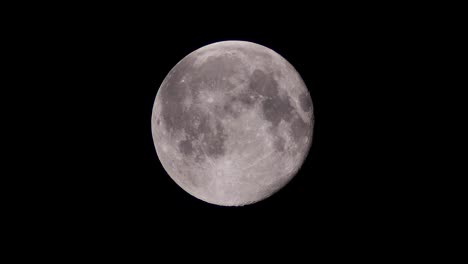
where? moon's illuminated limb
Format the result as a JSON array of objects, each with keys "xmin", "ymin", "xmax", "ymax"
[{"xmin": 152, "ymin": 41, "xmax": 313, "ymax": 206}]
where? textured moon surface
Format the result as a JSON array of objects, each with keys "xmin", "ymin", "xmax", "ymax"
[{"xmin": 151, "ymin": 41, "xmax": 314, "ymax": 206}]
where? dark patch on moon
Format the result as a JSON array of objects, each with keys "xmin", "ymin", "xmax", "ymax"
[
  {"xmin": 262, "ymin": 98, "xmax": 282, "ymax": 127},
  {"xmin": 202, "ymin": 121, "xmax": 228, "ymax": 158},
  {"xmin": 298, "ymin": 91, "xmax": 312, "ymax": 113},
  {"xmin": 178, "ymin": 139, "xmax": 194, "ymax": 155},
  {"xmin": 290, "ymin": 116, "xmax": 309, "ymax": 143},
  {"xmin": 249, "ymin": 69, "xmax": 279, "ymax": 98},
  {"xmin": 222, "ymin": 99, "xmax": 238, "ymax": 118},
  {"xmin": 261, "ymin": 97, "xmax": 294, "ymax": 128},
  {"xmin": 248, "ymin": 69, "xmax": 296, "ymax": 130},
  {"xmin": 274, "ymin": 136, "xmax": 286, "ymax": 152}
]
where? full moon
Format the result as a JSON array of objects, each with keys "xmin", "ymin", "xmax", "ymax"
[{"xmin": 151, "ymin": 41, "xmax": 314, "ymax": 206}]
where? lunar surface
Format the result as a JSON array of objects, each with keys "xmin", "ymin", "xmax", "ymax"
[{"xmin": 151, "ymin": 41, "xmax": 313, "ymax": 206}]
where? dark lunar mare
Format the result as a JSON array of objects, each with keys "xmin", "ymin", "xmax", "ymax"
[
  {"xmin": 249, "ymin": 69, "xmax": 309, "ymax": 151},
  {"xmin": 298, "ymin": 91, "xmax": 313, "ymax": 113}
]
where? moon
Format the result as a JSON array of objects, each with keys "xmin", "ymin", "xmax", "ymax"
[{"xmin": 151, "ymin": 41, "xmax": 314, "ymax": 206}]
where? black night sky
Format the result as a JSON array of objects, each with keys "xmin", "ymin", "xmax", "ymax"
[{"xmin": 24, "ymin": 4, "xmax": 431, "ymax": 245}]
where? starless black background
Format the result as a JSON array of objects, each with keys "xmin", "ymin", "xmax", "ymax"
[{"xmin": 16, "ymin": 4, "xmax": 439, "ymax": 246}]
